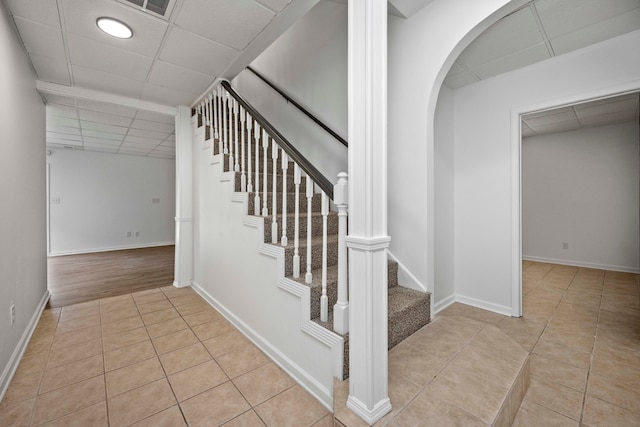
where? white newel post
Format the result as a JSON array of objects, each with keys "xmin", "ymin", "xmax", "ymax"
[
  {"xmin": 174, "ymin": 105, "xmax": 194, "ymax": 288},
  {"xmin": 333, "ymin": 172, "xmax": 349, "ymax": 334},
  {"xmin": 346, "ymin": 0, "xmax": 391, "ymax": 424}
]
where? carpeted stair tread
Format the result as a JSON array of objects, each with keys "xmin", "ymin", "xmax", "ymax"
[{"xmin": 387, "ymin": 286, "xmax": 431, "ymax": 349}]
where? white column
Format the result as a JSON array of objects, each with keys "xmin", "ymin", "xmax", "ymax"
[
  {"xmin": 174, "ymin": 105, "xmax": 194, "ymax": 288},
  {"xmin": 346, "ymin": 0, "xmax": 391, "ymax": 424}
]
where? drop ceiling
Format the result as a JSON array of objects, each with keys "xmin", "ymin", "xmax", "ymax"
[
  {"xmin": 445, "ymin": 0, "xmax": 640, "ymax": 89},
  {"xmin": 4, "ymin": 0, "xmax": 306, "ymax": 159},
  {"xmin": 522, "ymin": 92, "xmax": 640, "ymax": 137}
]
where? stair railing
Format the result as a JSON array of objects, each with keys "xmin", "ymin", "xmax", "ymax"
[{"xmin": 195, "ymin": 81, "xmax": 350, "ymax": 334}]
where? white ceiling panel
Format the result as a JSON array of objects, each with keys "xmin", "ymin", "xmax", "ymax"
[
  {"xmin": 13, "ymin": 17, "xmax": 66, "ymax": 60},
  {"xmin": 550, "ymin": 7, "xmax": 640, "ymax": 55},
  {"xmin": 44, "ymin": 94, "xmax": 76, "ymax": 107},
  {"xmin": 119, "ymin": 148, "xmax": 153, "ymax": 155},
  {"xmin": 5, "ymin": 0, "xmax": 61, "ymax": 29},
  {"xmin": 160, "ymin": 26, "xmax": 238, "ymax": 76},
  {"xmin": 135, "ymin": 110, "xmax": 175, "ymax": 124},
  {"xmin": 523, "ymin": 110, "xmax": 578, "ymax": 127},
  {"xmin": 82, "ymin": 130, "xmax": 124, "ymax": 141},
  {"xmin": 76, "ymin": 99, "xmax": 138, "ymax": 117},
  {"xmin": 48, "ymin": 125, "xmax": 81, "ymax": 136},
  {"xmin": 47, "ymin": 132, "xmax": 82, "ymax": 141},
  {"xmin": 535, "ymin": 0, "xmax": 640, "ymax": 39},
  {"xmin": 46, "ymin": 105, "xmax": 77, "ymax": 119},
  {"xmin": 578, "ymin": 110, "xmax": 637, "ymax": 127},
  {"xmin": 443, "ymin": 71, "xmax": 479, "ymax": 90},
  {"xmin": 48, "ymin": 115, "xmax": 79, "ymax": 128},
  {"xmin": 163, "ymin": 134, "xmax": 176, "ymax": 142},
  {"xmin": 30, "ymin": 54, "xmax": 71, "ymax": 85},
  {"xmin": 68, "ymin": 35, "xmax": 153, "ymax": 81},
  {"xmin": 161, "ymin": 140, "xmax": 176, "ymax": 148},
  {"xmin": 141, "ymin": 83, "xmax": 196, "ymax": 106},
  {"xmin": 458, "ymin": 7, "xmax": 543, "ymax": 67},
  {"xmin": 80, "ymin": 121, "xmax": 128, "ymax": 134},
  {"xmin": 83, "ymin": 143, "xmax": 119, "ymax": 152},
  {"xmin": 78, "ymin": 109, "xmax": 133, "ymax": 127},
  {"xmin": 532, "ymin": 119, "xmax": 582, "ymax": 134},
  {"xmin": 148, "ymin": 60, "xmax": 214, "ymax": 94},
  {"xmin": 148, "ymin": 152, "xmax": 175, "ymax": 158},
  {"xmin": 127, "ymin": 128, "xmax": 171, "ymax": 139},
  {"xmin": 255, "ymin": 0, "xmax": 292, "ymax": 13},
  {"xmin": 124, "ymin": 135, "xmax": 165, "ymax": 145},
  {"xmin": 72, "ymin": 65, "xmax": 145, "ymax": 99},
  {"xmin": 473, "ymin": 43, "xmax": 550, "ymax": 80},
  {"xmin": 47, "ymin": 138, "xmax": 83, "ymax": 146},
  {"xmin": 131, "ymin": 119, "xmax": 174, "ymax": 133},
  {"xmin": 152, "ymin": 146, "xmax": 175, "ymax": 153},
  {"xmin": 83, "ymin": 136, "xmax": 123, "ymax": 146},
  {"xmin": 575, "ymin": 98, "xmax": 638, "ymax": 119},
  {"xmin": 522, "ymin": 106, "xmax": 576, "ymax": 119},
  {"xmin": 62, "ymin": 0, "xmax": 169, "ymax": 57},
  {"xmin": 175, "ymin": 0, "xmax": 275, "ymax": 50}
]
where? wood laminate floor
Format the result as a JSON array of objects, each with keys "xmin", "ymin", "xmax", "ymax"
[{"xmin": 47, "ymin": 245, "xmax": 175, "ymax": 308}]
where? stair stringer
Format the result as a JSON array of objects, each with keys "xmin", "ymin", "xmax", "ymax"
[{"xmin": 191, "ymin": 132, "xmax": 343, "ymax": 411}]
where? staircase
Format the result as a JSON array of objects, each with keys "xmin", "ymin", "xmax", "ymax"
[{"xmin": 193, "ymin": 88, "xmax": 430, "ymax": 380}]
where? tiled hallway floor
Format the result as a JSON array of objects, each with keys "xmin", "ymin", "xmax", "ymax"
[
  {"xmin": 0, "ymin": 286, "xmax": 331, "ymax": 426},
  {"xmin": 1, "ymin": 262, "xmax": 639, "ymax": 426}
]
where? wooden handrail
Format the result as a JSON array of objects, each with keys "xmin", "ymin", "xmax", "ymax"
[
  {"xmin": 246, "ymin": 67, "xmax": 348, "ymax": 148},
  {"xmin": 221, "ymin": 81, "xmax": 334, "ymax": 199}
]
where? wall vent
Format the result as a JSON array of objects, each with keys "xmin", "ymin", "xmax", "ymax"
[{"xmin": 116, "ymin": 0, "xmax": 175, "ymax": 20}]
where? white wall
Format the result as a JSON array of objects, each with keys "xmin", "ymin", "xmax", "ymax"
[
  {"xmin": 233, "ymin": 0, "xmax": 348, "ymax": 186},
  {"xmin": 0, "ymin": 1, "xmax": 48, "ymax": 398},
  {"xmin": 522, "ymin": 122, "xmax": 640, "ymax": 272},
  {"xmin": 48, "ymin": 150, "xmax": 175, "ymax": 255},
  {"xmin": 434, "ymin": 85, "xmax": 456, "ymax": 309},
  {"xmin": 452, "ymin": 30, "xmax": 640, "ymax": 313}
]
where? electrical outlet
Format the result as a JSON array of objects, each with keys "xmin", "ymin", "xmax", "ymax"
[
  {"xmin": 562, "ymin": 242, "xmax": 569, "ymax": 250},
  {"xmin": 135, "ymin": 231, "xmax": 140, "ymax": 237},
  {"xmin": 127, "ymin": 231, "xmax": 132, "ymax": 237},
  {"xmin": 10, "ymin": 304, "xmax": 15, "ymax": 326}
]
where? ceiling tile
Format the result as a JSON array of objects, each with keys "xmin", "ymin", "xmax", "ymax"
[
  {"xmin": 523, "ymin": 110, "xmax": 577, "ymax": 127},
  {"xmin": 473, "ymin": 43, "xmax": 551, "ymax": 80},
  {"xmin": 48, "ymin": 115, "xmax": 79, "ymax": 128},
  {"xmin": 5, "ymin": 0, "xmax": 61, "ymax": 28},
  {"xmin": 535, "ymin": 0, "xmax": 640, "ymax": 38},
  {"xmin": 127, "ymin": 128, "xmax": 170, "ymax": 139},
  {"xmin": 549, "ymin": 7, "xmax": 640, "ymax": 55},
  {"xmin": 135, "ymin": 110, "xmax": 175, "ymax": 124},
  {"xmin": 124, "ymin": 135, "xmax": 165, "ymax": 145},
  {"xmin": 80, "ymin": 120, "xmax": 128, "ymax": 134},
  {"xmin": 531, "ymin": 119, "xmax": 581, "ymax": 134},
  {"xmin": 83, "ymin": 136, "xmax": 123, "ymax": 146},
  {"xmin": 141, "ymin": 83, "xmax": 197, "ymax": 106},
  {"xmin": 175, "ymin": 0, "xmax": 275, "ymax": 50},
  {"xmin": 13, "ymin": 17, "xmax": 65, "ymax": 59},
  {"xmin": 72, "ymin": 65, "xmax": 146, "ymax": 99},
  {"xmin": 161, "ymin": 140, "xmax": 175, "ymax": 147},
  {"xmin": 148, "ymin": 60, "xmax": 213, "ymax": 94},
  {"xmin": 131, "ymin": 119, "xmax": 174, "ymax": 133},
  {"xmin": 163, "ymin": 134, "xmax": 175, "ymax": 142},
  {"xmin": 83, "ymin": 143, "xmax": 119, "ymax": 153},
  {"xmin": 62, "ymin": 0, "xmax": 169, "ymax": 57},
  {"xmin": 76, "ymin": 99, "xmax": 138, "ymax": 117},
  {"xmin": 48, "ymin": 125, "xmax": 81, "ymax": 136},
  {"xmin": 458, "ymin": 7, "xmax": 543, "ymax": 67},
  {"xmin": 68, "ymin": 34, "xmax": 153, "ymax": 81},
  {"xmin": 78, "ymin": 109, "xmax": 133, "ymax": 127},
  {"xmin": 47, "ymin": 138, "xmax": 83, "ymax": 146},
  {"xmin": 443, "ymin": 71, "xmax": 479, "ymax": 89},
  {"xmin": 575, "ymin": 98, "xmax": 638, "ymax": 119},
  {"xmin": 30, "ymin": 54, "xmax": 71, "ymax": 85},
  {"xmin": 160, "ymin": 26, "xmax": 238, "ymax": 76},
  {"xmin": 254, "ymin": 0, "xmax": 292, "ymax": 13},
  {"xmin": 46, "ymin": 105, "xmax": 77, "ymax": 119},
  {"xmin": 81, "ymin": 129, "xmax": 124, "ymax": 141},
  {"xmin": 522, "ymin": 106, "xmax": 575, "ymax": 120},
  {"xmin": 579, "ymin": 110, "xmax": 637, "ymax": 127},
  {"xmin": 46, "ymin": 132, "xmax": 82, "ymax": 141}
]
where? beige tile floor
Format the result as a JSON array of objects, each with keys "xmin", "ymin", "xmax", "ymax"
[
  {"xmin": 0, "ymin": 286, "xmax": 331, "ymax": 426},
  {"xmin": 2, "ymin": 262, "xmax": 640, "ymax": 426}
]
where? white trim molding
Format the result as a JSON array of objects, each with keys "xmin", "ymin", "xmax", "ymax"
[{"xmin": 523, "ymin": 256, "xmax": 640, "ymax": 274}]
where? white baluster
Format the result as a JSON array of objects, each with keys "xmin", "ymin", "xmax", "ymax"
[
  {"xmin": 281, "ymin": 152, "xmax": 288, "ymax": 246},
  {"xmin": 234, "ymin": 100, "xmax": 240, "ymax": 172},
  {"xmin": 240, "ymin": 106, "xmax": 246, "ymax": 192},
  {"xmin": 271, "ymin": 142, "xmax": 278, "ymax": 244},
  {"xmin": 218, "ymin": 88, "xmax": 225, "ymax": 154},
  {"xmin": 228, "ymin": 97, "xmax": 235, "ymax": 172},
  {"xmin": 333, "ymin": 172, "xmax": 349, "ymax": 334},
  {"xmin": 320, "ymin": 192, "xmax": 329, "ymax": 322},
  {"xmin": 222, "ymin": 90, "xmax": 228, "ymax": 156},
  {"xmin": 247, "ymin": 116, "xmax": 253, "ymax": 193},
  {"xmin": 293, "ymin": 164, "xmax": 301, "ymax": 278},
  {"xmin": 254, "ymin": 123, "xmax": 261, "ymax": 216},
  {"xmin": 212, "ymin": 93, "xmax": 218, "ymax": 142},
  {"xmin": 305, "ymin": 177, "xmax": 313, "ymax": 284},
  {"xmin": 261, "ymin": 129, "xmax": 269, "ymax": 217}
]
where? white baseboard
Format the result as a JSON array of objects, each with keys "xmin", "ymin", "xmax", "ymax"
[
  {"xmin": 455, "ymin": 294, "xmax": 512, "ymax": 317},
  {"xmin": 190, "ymin": 281, "xmax": 333, "ymax": 411},
  {"xmin": 0, "ymin": 290, "xmax": 50, "ymax": 402},
  {"xmin": 433, "ymin": 294, "xmax": 456, "ymax": 315},
  {"xmin": 48, "ymin": 241, "xmax": 175, "ymax": 257},
  {"xmin": 522, "ymin": 255, "xmax": 640, "ymax": 274}
]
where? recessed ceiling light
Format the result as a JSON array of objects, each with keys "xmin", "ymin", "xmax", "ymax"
[{"xmin": 96, "ymin": 17, "xmax": 133, "ymax": 39}]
